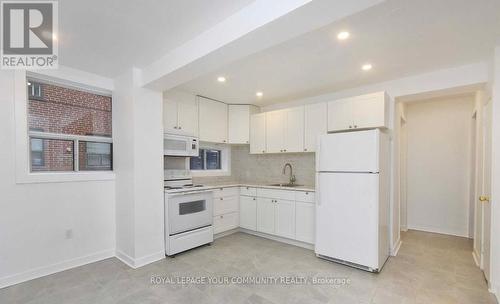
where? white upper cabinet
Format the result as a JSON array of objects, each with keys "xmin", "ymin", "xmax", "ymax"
[
  {"xmin": 163, "ymin": 98, "xmax": 179, "ymax": 133},
  {"xmin": 250, "ymin": 113, "xmax": 266, "ymax": 154},
  {"xmin": 304, "ymin": 102, "xmax": 327, "ymax": 152},
  {"xmin": 198, "ymin": 97, "xmax": 228, "ymax": 143},
  {"xmin": 177, "ymin": 99, "xmax": 199, "ymax": 136},
  {"xmin": 228, "ymin": 105, "xmax": 259, "ymax": 144},
  {"xmin": 163, "ymin": 91, "xmax": 198, "ymax": 136},
  {"xmin": 264, "ymin": 106, "xmax": 304, "ymax": 154},
  {"xmin": 328, "ymin": 91, "xmax": 388, "ymax": 132},
  {"xmin": 284, "ymin": 106, "xmax": 305, "ymax": 153},
  {"xmin": 265, "ymin": 110, "xmax": 286, "ymax": 153}
]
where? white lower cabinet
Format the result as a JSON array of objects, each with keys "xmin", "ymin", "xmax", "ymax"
[
  {"xmin": 213, "ymin": 188, "xmax": 239, "ymax": 234},
  {"xmin": 219, "ymin": 187, "xmax": 315, "ymax": 244},
  {"xmin": 295, "ymin": 202, "xmax": 315, "ymax": 243},
  {"xmin": 256, "ymin": 198, "xmax": 275, "ymax": 234},
  {"xmin": 239, "ymin": 195, "xmax": 257, "ymax": 230},
  {"xmin": 214, "ymin": 212, "xmax": 239, "ymax": 234},
  {"xmin": 274, "ymin": 199, "xmax": 295, "ymax": 239}
]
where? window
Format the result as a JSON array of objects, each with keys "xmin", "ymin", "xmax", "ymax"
[
  {"xmin": 28, "ymin": 82, "xmax": 43, "ymax": 100},
  {"xmin": 27, "ymin": 78, "xmax": 113, "ymax": 172},
  {"xmin": 190, "ymin": 149, "xmax": 222, "ymax": 170},
  {"xmin": 30, "ymin": 138, "xmax": 45, "ymax": 167},
  {"xmin": 189, "ymin": 144, "xmax": 230, "ymax": 177}
]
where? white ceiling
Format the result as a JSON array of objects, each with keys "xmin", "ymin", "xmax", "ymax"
[
  {"xmin": 58, "ymin": 0, "xmax": 254, "ymax": 77},
  {"xmin": 177, "ymin": 0, "xmax": 500, "ymax": 106}
]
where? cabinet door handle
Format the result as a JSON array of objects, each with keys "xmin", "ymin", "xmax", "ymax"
[
  {"xmin": 253, "ymin": 198, "xmax": 256, "ymax": 201},
  {"xmin": 220, "ymin": 215, "xmax": 223, "ymax": 219},
  {"xmin": 354, "ymin": 125, "xmax": 357, "ymax": 128},
  {"xmin": 304, "ymin": 148, "xmax": 307, "ymax": 151},
  {"xmin": 220, "ymin": 197, "xmax": 223, "ymax": 200},
  {"xmin": 349, "ymin": 125, "xmax": 352, "ymax": 129},
  {"xmin": 179, "ymin": 126, "xmax": 182, "ymax": 129}
]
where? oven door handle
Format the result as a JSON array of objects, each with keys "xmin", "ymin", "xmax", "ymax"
[{"xmin": 167, "ymin": 190, "xmax": 213, "ymax": 197}]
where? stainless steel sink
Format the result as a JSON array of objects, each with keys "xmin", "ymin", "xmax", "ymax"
[{"xmin": 268, "ymin": 183, "xmax": 304, "ymax": 188}]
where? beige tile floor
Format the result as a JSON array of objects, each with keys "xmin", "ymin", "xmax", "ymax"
[{"xmin": 0, "ymin": 230, "xmax": 497, "ymax": 304}]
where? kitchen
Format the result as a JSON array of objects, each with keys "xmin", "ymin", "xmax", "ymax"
[
  {"xmin": 1, "ymin": 1, "xmax": 500, "ymax": 304},
  {"xmin": 163, "ymin": 91, "xmax": 389, "ymax": 273}
]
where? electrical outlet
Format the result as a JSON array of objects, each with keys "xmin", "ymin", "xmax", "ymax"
[{"xmin": 65, "ymin": 229, "xmax": 73, "ymax": 240}]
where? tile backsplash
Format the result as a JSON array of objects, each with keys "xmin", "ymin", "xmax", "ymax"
[{"xmin": 193, "ymin": 145, "xmax": 316, "ymax": 186}]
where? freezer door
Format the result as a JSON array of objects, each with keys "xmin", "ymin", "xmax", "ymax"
[
  {"xmin": 317, "ymin": 130, "xmax": 379, "ymax": 173},
  {"xmin": 315, "ymin": 172, "xmax": 380, "ymax": 269}
]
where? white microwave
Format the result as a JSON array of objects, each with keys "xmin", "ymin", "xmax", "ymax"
[{"xmin": 164, "ymin": 134, "xmax": 199, "ymax": 157}]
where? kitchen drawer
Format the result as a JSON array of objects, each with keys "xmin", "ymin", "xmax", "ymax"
[
  {"xmin": 257, "ymin": 188, "xmax": 295, "ymax": 201},
  {"xmin": 214, "ymin": 196, "xmax": 239, "ymax": 216},
  {"xmin": 212, "ymin": 186, "xmax": 239, "ymax": 198},
  {"xmin": 213, "ymin": 212, "xmax": 239, "ymax": 234},
  {"xmin": 239, "ymin": 186, "xmax": 257, "ymax": 196},
  {"xmin": 295, "ymin": 190, "xmax": 315, "ymax": 203}
]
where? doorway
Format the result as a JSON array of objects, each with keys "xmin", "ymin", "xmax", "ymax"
[{"xmin": 401, "ymin": 94, "xmax": 476, "ymax": 237}]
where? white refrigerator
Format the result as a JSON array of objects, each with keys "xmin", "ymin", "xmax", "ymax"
[{"xmin": 315, "ymin": 129, "xmax": 390, "ymax": 272}]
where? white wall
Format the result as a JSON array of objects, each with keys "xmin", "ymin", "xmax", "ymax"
[
  {"xmin": 0, "ymin": 70, "xmax": 116, "ymax": 288},
  {"xmin": 113, "ymin": 69, "xmax": 165, "ymax": 267},
  {"xmin": 405, "ymin": 95, "xmax": 474, "ymax": 237}
]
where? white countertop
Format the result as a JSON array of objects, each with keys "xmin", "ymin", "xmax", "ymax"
[{"xmin": 164, "ymin": 182, "xmax": 315, "ymax": 194}]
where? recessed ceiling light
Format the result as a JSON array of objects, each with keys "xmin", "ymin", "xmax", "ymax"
[
  {"xmin": 256, "ymin": 92, "xmax": 263, "ymax": 97},
  {"xmin": 337, "ymin": 31, "xmax": 350, "ymax": 40},
  {"xmin": 361, "ymin": 64, "xmax": 372, "ymax": 71},
  {"xmin": 217, "ymin": 76, "xmax": 226, "ymax": 83}
]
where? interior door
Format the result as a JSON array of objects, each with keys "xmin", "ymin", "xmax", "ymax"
[
  {"xmin": 481, "ymin": 99, "xmax": 492, "ymax": 281},
  {"xmin": 256, "ymin": 197, "xmax": 274, "ymax": 234},
  {"xmin": 284, "ymin": 107, "xmax": 304, "ymax": 153},
  {"xmin": 266, "ymin": 110, "xmax": 285, "ymax": 153}
]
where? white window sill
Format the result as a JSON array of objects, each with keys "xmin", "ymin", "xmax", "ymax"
[
  {"xmin": 16, "ymin": 171, "xmax": 116, "ymax": 184},
  {"xmin": 191, "ymin": 170, "xmax": 231, "ymax": 177}
]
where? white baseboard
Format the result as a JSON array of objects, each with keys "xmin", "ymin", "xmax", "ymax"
[
  {"xmin": 115, "ymin": 250, "xmax": 165, "ymax": 269},
  {"xmin": 115, "ymin": 249, "xmax": 136, "ymax": 268},
  {"xmin": 214, "ymin": 228, "xmax": 239, "ymax": 239},
  {"xmin": 134, "ymin": 251, "xmax": 165, "ymax": 268},
  {"xmin": 472, "ymin": 250, "xmax": 480, "ymax": 268},
  {"xmin": 239, "ymin": 228, "xmax": 314, "ymax": 250},
  {"xmin": 391, "ymin": 238, "xmax": 402, "ymax": 256},
  {"xmin": 407, "ymin": 225, "xmax": 469, "ymax": 238},
  {"xmin": 488, "ymin": 284, "xmax": 499, "ymax": 302},
  {"xmin": 0, "ymin": 249, "xmax": 115, "ymax": 289}
]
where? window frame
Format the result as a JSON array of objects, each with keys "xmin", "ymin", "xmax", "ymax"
[
  {"xmin": 190, "ymin": 143, "xmax": 231, "ymax": 177},
  {"xmin": 14, "ymin": 70, "xmax": 115, "ymax": 184}
]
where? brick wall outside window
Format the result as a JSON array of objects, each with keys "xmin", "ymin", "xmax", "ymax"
[{"xmin": 28, "ymin": 82, "xmax": 112, "ymax": 172}]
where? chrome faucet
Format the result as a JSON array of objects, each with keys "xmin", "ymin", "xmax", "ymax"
[{"xmin": 282, "ymin": 163, "xmax": 296, "ymax": 185}]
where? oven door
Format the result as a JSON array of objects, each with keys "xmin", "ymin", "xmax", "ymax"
[{"xmin": 168, "ymin": 191, "xmax": 213, "ymax": 235}]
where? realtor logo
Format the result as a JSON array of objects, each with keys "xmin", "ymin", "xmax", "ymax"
[{"xmin": 1, "ymin": 1, "xmax": 58, "ymax": 69}]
